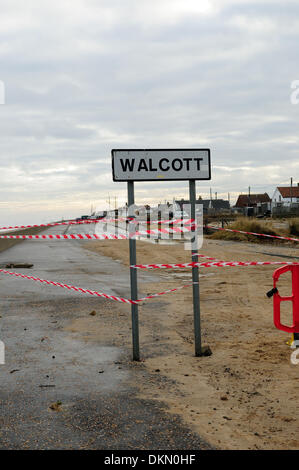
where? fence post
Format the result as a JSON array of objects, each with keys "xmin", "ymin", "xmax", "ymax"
[
  {"xmin": 147, "ymin": 206, "xmax": 151, "ymax": 239},
  {"xmin": 158, "ymin": 209, "xmax": 162, "ymax": 242},
  {"xmin": 169, "ymin": 209, "xmax": 173, "ymax": 240},
  {"xmin": 115, "ymin": 208, "xmax": 118, "ymax": 237}
]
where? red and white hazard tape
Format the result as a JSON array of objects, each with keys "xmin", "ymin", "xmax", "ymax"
[
  {"xmin": 138, "ymin": 283, "xmax": 192, "ymax": 301},
  {"xmin": 0, "ymin": 218, "xmax": 196, "ymax": 232},
  {"xmin": 130, "ymin": 254, "xmax": 221, "ymax": 270},
  {"xmin": 0, "ymin": 268, "xmax": 191, "ymax": 304},
  {"xmin": 132, "ymin": 260, "xmax": 299, "ymax": 269},
  {"xmin": 0, "ymin": 225, "xmax": 195, "ymax": 240},
  {"xmin": 207, "ymin": 225, "xmax": 299, "ymax": 243},
  {"xmin": 0, "ymin": 233, "xmax": 129, "ymax": 240},
  {"xmin": 0, "ymin": 219, "xmax": 100, "ymax": 232},
  {"xmin": 131, "ymin": 218, "xmax": 195, "ymax": 226},
  {"xmin": 135, "ymin": 225, "xmax": 194, "ymax": 236},
  {"xmin": 98, "ymin": 217, "xmax": 196, "ymax": 225}
]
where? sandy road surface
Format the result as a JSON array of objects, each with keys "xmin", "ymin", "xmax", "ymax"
[
  {"xmin": 0, "ymin": 225, "xmax": 209, "ymax": 450},
  {"xmin": 84, "ymin": 235, "xmax": 299, "ymax": 450}
]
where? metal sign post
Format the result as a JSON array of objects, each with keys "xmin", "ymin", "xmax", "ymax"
[
  {"xmin": 111, "ymin": 149, "xmax": 211, "ymax": 360},
  {"xmin": 127, "ymin": 181, "xmax": 140, "ymax": 361},
  {"xmin": 189, "ymin": 180, "xmax": 202, "ymax": 356}
]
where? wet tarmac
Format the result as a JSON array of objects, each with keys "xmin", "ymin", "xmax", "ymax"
[{"xmin": 0, "ymin": 225, "xmax": 209, "ymax": 450}]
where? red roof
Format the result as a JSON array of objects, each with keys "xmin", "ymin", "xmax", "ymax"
[
  {"xmin": 235, "ymin": 193, "xmax": 271, "ymax": 208},
  {"xmin": 277, "ymin": 186, "xmax": 299, "ymax": 198}
]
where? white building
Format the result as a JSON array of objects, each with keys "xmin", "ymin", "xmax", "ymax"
[{"xmin": 272, "ymin": 185, "xmax": 299, "ymax": 207}]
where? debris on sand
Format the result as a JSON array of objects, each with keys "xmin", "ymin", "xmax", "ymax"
[
  {"xmin": 49, "ymin": 401, "xmax": 62, "ymax": 412},
  {"xmin": 201, "ymin": 345, "xmax": 212, "ymax": 356},
  {"xmin": 5, "ymin": 263, "xmax": 33, "ymax": 269}
]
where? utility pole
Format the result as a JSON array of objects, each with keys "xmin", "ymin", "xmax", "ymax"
[
  {"xmin": 106, "ymin": 193, "xmax": 111, "ymax": 212},
  {"xmin": 290, "ymin": 177, "xmax": 293, "ymax": 209}
]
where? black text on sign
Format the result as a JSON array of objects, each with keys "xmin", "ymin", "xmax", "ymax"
[{"xmin": 112, "ymin": 149, "xmax": 211, "ymax": 181}]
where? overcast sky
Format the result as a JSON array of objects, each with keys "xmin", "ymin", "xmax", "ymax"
[{"xmin": 0, "ymin": 0, "xmax": 299, "ymax": 224}]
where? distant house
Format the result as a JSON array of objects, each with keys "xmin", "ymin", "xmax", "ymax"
[
  {"xmin": 235, "ymin": 193, "xmax": 271, "ymax": 215},
  {"xmin": 272, "ymin": 185, "xmax": 299, "ymax": 207},
  {"xmin": 201, "ymin": 199, "xmax": 230, "ymax": 213},
  {"xmin": 175, "ymin": 199, "xmax": 199, "ymax": 214},
  {"xmin": 175, "ymin": 198, "xmax": 230, "ymax": 215}
]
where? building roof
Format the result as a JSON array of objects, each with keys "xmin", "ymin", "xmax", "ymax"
[
  {"xmin": 235, "ymin": 193, "xmax": 271, "ymax": 207},
  {"xmin": 201, "ymin": 199, "xmax": 230, "ymax": 210},
  {"xmin": 175, "ymin": 199, "xmax": 230, "ymax": 211},
  {"xmin": 277, "ymin": 186, "xmax": 299, "ymax": 198}
]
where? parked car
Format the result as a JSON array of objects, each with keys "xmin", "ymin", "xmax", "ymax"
[
  {"xmin": 173, "ymin": 210, "xmax": 190, "ymax": 219},
  {"xmin": 256, "ymin": 209, "xmax": 272, "ymax": 219},
  {"xmin": 94, "ymin": 211, "xmax": 107, "ymax": 219}
]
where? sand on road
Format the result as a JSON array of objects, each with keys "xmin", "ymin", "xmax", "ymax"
[{"xmin": 84, "ymin": 236, "xmax": 299, "ymax": 450}]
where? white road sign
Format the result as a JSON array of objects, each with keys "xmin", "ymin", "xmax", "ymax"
[{"xmin": 112, "ymin": 149, "xmax": 211, "ymax": 181}]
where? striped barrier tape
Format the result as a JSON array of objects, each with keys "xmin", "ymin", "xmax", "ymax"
[
  {"xmin": 129, "ymin": 218, "xmax": 195, "ymax": 226},
  {"xmin": 0, "ymin": 219, "xmax": 100, "ymax": 232},
  {"xmin": 10, "ymin": 220, "xmax": 297, "ymax": 245},
  {"xmin": 2, "ymin": 261, "xmax": 296, "ymax": 305},
  {"xmin": 138, "ymin": 284, "xmax": 192, "ymax": 301},
  {"xmin": 0, "ymin": 233, "xmax": 129, "ymax": 240},
  {"xmin": 0, "ymin": 218, "xmax": 152, "ymax": 231},
  {"xmin": 76, "ymin": 217, "xmax": 196, "ymax": 225},
  {"xmin": 96, "ymin": 217, "xmax": 196, "ymax": 225},
  {"xmin": 207, "ymin": 225, "xmax": 299, "ymax": 243},
  {"xmin": 0, "ymin": 225, "xmax": 195, "ymax": 240},
  {"xmin": 0, "ymin": 218, "xmax": 196, "ymax": 232},
  {"xmin": 130, "ymin": 254, "xmax": 222, "ymax": 270},
  {"xmin": 132, "ymin": 260, "xmax": 299, "ymax": 269},
  {"xmin": 0, "ymin": 268, "xmax": 191, "ymax": 304}
]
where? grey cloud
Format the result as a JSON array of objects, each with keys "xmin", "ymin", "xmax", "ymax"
[{"xmin": 0, "ymin": 0, "xmax": 298, "ymax": 224}]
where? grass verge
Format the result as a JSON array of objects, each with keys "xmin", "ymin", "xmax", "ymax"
[{"xmin": 208, "ymin": 217, "xmax": 281, "ymax": 243}]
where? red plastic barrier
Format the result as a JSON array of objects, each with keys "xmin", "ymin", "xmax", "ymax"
[{"xmin": 271, "ymin": 265, "xmax": 299, "ymax": 333}]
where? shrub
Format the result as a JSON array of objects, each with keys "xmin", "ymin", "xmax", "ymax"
[
  {"xmin": 209, "ymin": 217, "xmax": 279, "ymax": 243},
  {"xmin": 288, "ymin": 218, "xmax": 299, "ymax": 236}
]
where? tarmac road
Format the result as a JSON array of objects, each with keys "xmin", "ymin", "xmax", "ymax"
[{"xmin": 0, "ymin": 224, "xmax": 209, "ymax": 450}]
